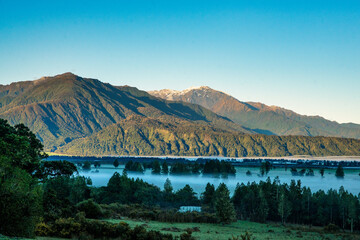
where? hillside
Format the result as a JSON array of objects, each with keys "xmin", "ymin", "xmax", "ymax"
[
  {"xmin": 57, "ymin": 115, "xmax": 360, "ymax": 157},
  {"xmin": 149, "ymin": 87, "xmax": 360, "ymax": 138},
  {"xmin": 0, "ymin": 73, "xmax": 250, "ymax": 151}
]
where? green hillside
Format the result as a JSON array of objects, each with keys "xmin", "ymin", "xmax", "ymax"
[{"xmin": 57, "ymin": 115, "xmax": 360, "ymax": 157}]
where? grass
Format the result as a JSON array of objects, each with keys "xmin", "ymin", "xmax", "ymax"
[
  {"xmin": 2, "ymin": 220, "xmax": 358, "ymax": 240},
  {"xmin": 107, "ymin": 219, "xmax": 360, "ymax": 240}
]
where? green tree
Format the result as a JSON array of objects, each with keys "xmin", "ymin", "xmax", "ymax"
[
  {"xmin": 215, "ymin": 183, "xmax": 236, "ymax": 224},
  {"xmin": 278, "ymin": 191, "xmax": 292, "ymax": 224},
  {"xmin": 201, "ymin": 183, "xmax": 215, "ymax": 211},
  {"xmin": 113, "ymin": 159, "xmax": 120, "ymax": 168},
  {"xmin": 93, "ymin": 161, "xmax": 101, "ymax": 168},
  {"xmin": 0, "ymin": 120, "xmax": 46, "ymax": 237},
  {"xmin": 320, "ymin": 168, "xmax": 325, "ymax": 177},
  {"xmin": 260, "ymin": 161, "xmax": 272, "ymax": 176},
  {"xmin": 257, "ymin": 189, "xmax": 269, "ymax": 222},
  {"xmin": 82, "ymin": 161, "xmax": 91, "ymax": 170},
  {"xmin": 36, "ymin": 160, "xmax": 77, "ymax": 180},
  {"xmin": 164, "ymin": 178, "xmax": 173, "ymax": 194},
  {"xmin": 162, "ymin": 161, "xmax": 169, "ymax": 174},
  {"xmin": 76, "ymin": 199, "xmax": 103, "ymax": 219},
  {"xmin": 152, "ymin": 160, "xmax": 161, "ymax": 174},
  {"xmin": 164, "ymin": 178, "xmax": 173, "ymax": 202},
  {"xmin": 175, "ymin": 185, "xmax": 199, "ymax": 206},
  {"xmin": 0, "ymin": 159, "xmax": 43, "ymax": 237},
  {"xmin": 335, "ymin": 165, "xmax": 345, "ymax": 178}
]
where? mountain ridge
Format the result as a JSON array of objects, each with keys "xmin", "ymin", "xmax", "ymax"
[{"xmin": 149, "ymin": 86, "xmax": 360, "ymax": 139}]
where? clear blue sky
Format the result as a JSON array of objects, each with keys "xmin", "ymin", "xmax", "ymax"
[{"xmin": 0, "ymin": 0, "xmax": 359, "ymax": 123}]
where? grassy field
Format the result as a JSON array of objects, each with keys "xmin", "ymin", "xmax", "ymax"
[
  {"xmin": 107, "ymin": 219, "xmax": 359, "ymax": 240},
  {"xmin": 1, "ymin": 220, "xmax": 358, "ymax": 240}
]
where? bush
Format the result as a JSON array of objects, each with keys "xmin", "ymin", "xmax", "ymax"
[
  {"xmin": 35, "ymin": 222, "xmax": 53, "ymax": 236},
  {"xmin": 323, "ymin": 223, "xmax": 340, "ymax": 233},
  {"xmin": 53, "ymin": 217, "xmax": 82, "ymax": 238},
  {"xmin": 77, "ymin": 199, "xmax": 103, "ymax": 219}
]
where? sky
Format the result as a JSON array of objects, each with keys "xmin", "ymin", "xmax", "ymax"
[{"xmin": 0, "ymin": 0, "xmax": 359, "ymax": 123}]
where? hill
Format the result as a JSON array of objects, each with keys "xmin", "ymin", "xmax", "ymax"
[
  {"xmin": 149, "ymin": 87, "xmax": 360, "ymax": 138},
  {"xmin": 57, "ymin": 115, "xmax": 360, "ymax": 157},
  {"xmin": 0, "ymin": 73, "xmax": 250, "ymax": 151}
]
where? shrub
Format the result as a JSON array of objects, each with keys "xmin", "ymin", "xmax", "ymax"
[
  {"xmin": 35, "ymin": 222, "xmax": 53, "ymax": 236},
  {"xmin": 77, "ymin": 199, "xmax": 103, "ymax": 219},
  {"xmin": 323, "ymin": 223, "xmax": 340, "ymax": 233}
]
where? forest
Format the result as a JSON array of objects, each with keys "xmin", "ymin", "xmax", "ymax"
[{"xmin": 0, "ymin": 119, "xmax": 359, "ymax": 239}]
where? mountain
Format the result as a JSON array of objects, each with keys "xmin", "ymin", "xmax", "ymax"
[
  {"xmin": 0, "ymin": 73, "xmax": 250, "ymax": 151},
  {"xmin": 1, "ymin": 73, "xmax": 359, "ymax": 157},
  {"xmin": 149, "ymin": 87, "xmax": 360, "ymax": 139},
  {"xmin": 57, "ymin": 115, "xmax": 360, "ymax": 157}
]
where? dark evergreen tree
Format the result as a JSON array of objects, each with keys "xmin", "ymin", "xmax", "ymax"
[
  {"xmin": 113, "ymin": 159, "xmax": 120, "ymax": 168},
  {"xmin": 152, "ymin": 160, "xmax": 161, "ymax": 174},
  {"xmin": 335, "ymin": 165, "xmax": 345, "ymax": 178},
  {"xmin": 215, "ymin": 183, "xmax": 236, "ymax": 224},
  {"xmin": 201, "ymin": 183, "xmax": 215, "ymax": 211},
  {"xmin": 162, "ymin": 161, "xmax": 169, "ymax": 174}
]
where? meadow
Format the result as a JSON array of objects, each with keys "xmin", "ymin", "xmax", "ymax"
[{"xmin": 107, "ymin": 219, "xmax": 359, "ymax": 240}]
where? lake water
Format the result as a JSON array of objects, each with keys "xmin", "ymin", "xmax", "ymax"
[{"xmin": 78, "ymin": 164, "xmax": 360, "ymax": 196}]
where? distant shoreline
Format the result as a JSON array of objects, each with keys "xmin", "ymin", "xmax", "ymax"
[{"xmin": 46, "ymin": 153, "xmax": 360, "ymax": 162}]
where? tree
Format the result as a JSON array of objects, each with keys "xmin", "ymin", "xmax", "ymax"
[
  {"xmin": 35, "ymin": 160, "xmax": 77, "ymax": 180},
  {"xmin": 76, "ymin": 199, "xmax": 103, "ymax": 219},
  {"xmin": 320, "ymin": 168, "xmax": 325, "ymax": 177},
  {"xmin": 82, "ymin": 161, "xmax": 91, "ymax": 171},
  {"xmin": 152, "ymin": 160, "xmax": 161, "ymax": 174},
  {"xmin": 192, "ymin": 162, "xmax": 201, "ymax": 174},
  {"xmin": 175, "ymin": 185, "xmax": 199, "ymax": 206},
  {"xmin": 278, "ymin": 191, "xmax": 292, "ymax": 224},
  {"xmin": 215, "ymin": 183, "xmax": 236, "ymax": 224},
  {"xmin": 257, "ymin": 189, "xmax": 269, "ymax": 222},
  {"xmin": 164, "ymin": 178, "xmax": 173, "ymax": 202},
  {"xmin": 0, "ymin": 120, "xmax": 46, "ymax": 237},
  {"xmin": 113, "ymin": 159, "xmax": 120, "ymax": 168},
  {"xmin": 260, "ymin": 161, "xmax": 272, "ymax": 176},
  {"xmin": 0, "ymin": 119, "xmax": 46, "ymax": 176},
  {"xmin": 164, "ymin": 178, "xmax": 173, "ymax": 194},
  {"xmin": 93, "ymin": 161, "xmax": 101, "ymax": 168},
  {"xmin": 201, "ymin": 183, "xmax": 215, "ymax": 211},
  {"xmin": 162, "ymin": 161, "xmax": 169, "ymax": 174},
  {"xmin": 335, "ymin": 165, "xmax": 344, "ymax": 178},
  {"xmin": 0, "ymin": 159, "xmax": 43, "ymax": 237}
]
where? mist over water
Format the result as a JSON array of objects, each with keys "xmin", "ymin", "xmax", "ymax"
[{"xmin": 78, "ymin": 164, "xmax": 360, "ymax": 196}]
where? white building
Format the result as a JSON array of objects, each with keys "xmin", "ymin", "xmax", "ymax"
[{"xmin": 179, "ymin": 206, "xmax": 202, "ymax": 213}]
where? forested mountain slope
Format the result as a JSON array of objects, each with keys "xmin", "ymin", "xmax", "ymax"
[
  {"xmin": 57, "ymin": 115, "xmax": 360, "ymax": 157},
  {"xmin": 0, "ymin": 73, "xmax": 250, "ymax": 151}
]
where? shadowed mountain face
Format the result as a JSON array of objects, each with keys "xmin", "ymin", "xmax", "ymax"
[
  {"xmin": 0, "ymin": 73, "xmax": 250, "ymax": 151},
  {"xmin": 149, "ymin": 87, "xmax": 360, "ymax": 139}
]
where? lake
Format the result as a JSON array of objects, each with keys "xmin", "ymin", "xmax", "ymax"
[{"xmin": 78, "ymin": 164, "xmax": 360, "ymax": 196}]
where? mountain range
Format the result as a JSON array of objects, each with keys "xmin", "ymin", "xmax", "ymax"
[
  {"xmin": 1, "ymin": 73, "xmax": 359, "ymax": 157},
  {"xmin": 149, "ymin": 86, "xmax": 360, "ymax": 139}
]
